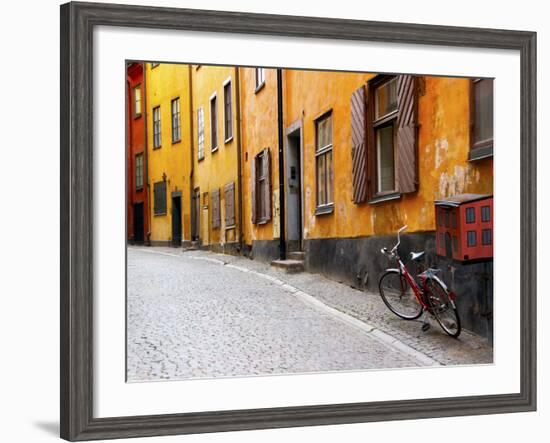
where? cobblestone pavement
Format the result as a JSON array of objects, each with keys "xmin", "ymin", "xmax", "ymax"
[{"xmin": 127, "ymin": 247, "xmax": 436, "ymax": 381}]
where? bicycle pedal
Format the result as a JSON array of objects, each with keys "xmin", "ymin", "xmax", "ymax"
[{"xmin": 421, "ymin": 322, "xmax": 431, "ymax": 332}]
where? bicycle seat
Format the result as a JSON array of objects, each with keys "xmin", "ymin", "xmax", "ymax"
[{"xmin": 410, "ymin": 251, "xmax": 425, "ymax": 262}]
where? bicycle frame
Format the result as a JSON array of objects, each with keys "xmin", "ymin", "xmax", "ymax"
[{"xmin": 381, "ymin": 225, "xmax": 456, "ymax": 311}]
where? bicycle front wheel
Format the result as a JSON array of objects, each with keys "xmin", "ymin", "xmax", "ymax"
[
  {"xmin": 424, "ymin": 277, "xmax": 461, "ymax": 338},
  {"xmin": 379, "ymin": 270, "xmax": 423, "ymax": 320}
]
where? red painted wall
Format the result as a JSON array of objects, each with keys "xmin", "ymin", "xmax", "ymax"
[{"xmin": 127, "ymin": 62, "xmax": 149, "ymax": 243}]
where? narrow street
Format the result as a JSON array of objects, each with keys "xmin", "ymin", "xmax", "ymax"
[{"xmin": 127, "ymin": 247, "xmax": 492, "ymax": 381}]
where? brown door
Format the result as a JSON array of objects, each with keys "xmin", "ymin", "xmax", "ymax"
[{"xmin": 191, "ymin": 188, "xmax": 200, "ymax": 241}]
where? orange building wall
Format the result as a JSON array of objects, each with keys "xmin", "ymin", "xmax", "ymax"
[{"xmin": 240, "ymin": 67, "xmax": 280, "ymax": 246}]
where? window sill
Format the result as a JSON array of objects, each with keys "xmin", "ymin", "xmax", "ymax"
[
  {"xmin": 224, "ymin": 136, "xmax": 234, "ymax": 144},
  {"xmin": 254, "ymin": 82, "xmax": 265, "ymax": 94},
  {"xmin": 133, "ymin": 113, "xmax": 142, "ymax": 120},
  {"xmin": 135, "ymin": 186, "xmax": 143, "ymax": 192},
  {"xmin": 211, "ymin": 146, "xmax": 219, "ymax": 153},
  {"xmin": 153, "ymin": 146, "xmax": 161, "ymax": 150},
  {"xmin": 315, "ymin": 204, "xmax": 334, "ymax": 216},
  {"xmin": 369, "ymin": 193, "xmax": 402, "ymax": 205},
  {"xmin": 172, "ymin": 139, "xmax": 181, "ymax": 145},
  {"xmin": 468, "ymin": 144, "xmax": 493, "ymax": 162},
  {"xmin": 225, "ymin": 224, "xmax": 236, "ymax": 230},
  {"xmin": 154, "ymin": 212, "xmax": 167, "ymax": 217}
]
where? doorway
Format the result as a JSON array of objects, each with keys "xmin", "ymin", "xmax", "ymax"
[
  {"xmin": 191, "ymin": 188, "xmax": 200, "ymax": 242},
  {"xmin": 133, "ymin": 202, "xmax": 144, "ymax": 243},
  {"xmin": 171, "ymin": 194, "xmax": 182, "ymax": 247},
  {"xmin": 286, "ymin": 127, "xmax": 302, "ymax": 251}
]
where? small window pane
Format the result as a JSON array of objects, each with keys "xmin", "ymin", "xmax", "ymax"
[
  {"xmin": 210, "ymin": 96, "xmax": 218, "ymax": 150},
  {"xmin": 376, "ymin": 124, "xmax": 395, "ymax": 192},
  {"xmin": 171, "ymin": 98, "xmax": 181, "ymax": 143},
  {"xmin": 153, "ymin": 106, "xmax": 161, "ymax": 148},
  {"xmin": 326, "ymin": 150, "xmax": 333, "ymax": 204},
  {"xmin": 197, "ymin": 107, "xmax": 204, "ymax": 160},
  {"xmin": 133, "ymin": 85, "xmax": 142, "ymax": 116},
  {"xmin": 466, "ymin": 207, "xmax": 475, "ymax": 223},
  {"xmin": 473, "ymin": 79, "xmax": 494, "ymax": 145},
  {"xmin": 317, "ymin": 154, "xmax": 326, "ymax": 205},
  {"xmin": 482, "ymin": 229, "xmax": 492, "ymax": 245},
  {"xmin": 135, "ymin": 154, "xmax": 143, "ymax": 189},
  {"xmin": 375, "ymin": 78, "xmax": 397, "ymax": 119},
  {"xmin": 481, "ymin": 205, "xmax": 491, "ymax": 222},
  {"xmin": 467, "ymin": 230, "xmax": 477, "ymax": 247}
]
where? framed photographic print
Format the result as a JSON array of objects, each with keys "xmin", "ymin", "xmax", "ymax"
[{"xmin": 60, "ymin": 1, "xmax": 536, "ymax": 441}]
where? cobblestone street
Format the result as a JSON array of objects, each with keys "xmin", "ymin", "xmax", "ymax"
[{"xmin": 127, "ymin": 247, "xmax": 492, "ymax": 381}]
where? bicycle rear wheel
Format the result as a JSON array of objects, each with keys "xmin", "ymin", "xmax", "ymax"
[
  {"xmin": 379, "ymin": 270, "xmax": 423, "ymax": 320},
  {"xmin": 424, "ymin": 277, "xmax": 461, "ymax": 338}
]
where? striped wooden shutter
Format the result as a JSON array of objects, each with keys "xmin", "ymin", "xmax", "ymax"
[
  {"xmin": 224, "ymin": 182, "xmax": 235, "ymax": 227},
  {"xmin": 350, "ymin": 85, "xmax": 368, "ymax": 203},
  {"xmin": 263, "ymin": 148, "xmax": 272, "ymax": 221},
  {"xmin": 396, "ymin": 75, "xmax": 418, "ymax": 193},
  {"xmin": 251, "ymin": 158, "xmax": 257, "ymax": 224},
  {"xmin": 211, "ymin": 189, "xmax": 220, "ymax": 228}
]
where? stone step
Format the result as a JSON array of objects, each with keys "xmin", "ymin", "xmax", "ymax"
[
  {"xmin": 287, "ymin": 251, "xmax": 305, "ymax": 261},
  {"xmin": 270, "ymin": 259, "xmax": 305, "ymax": 273}
]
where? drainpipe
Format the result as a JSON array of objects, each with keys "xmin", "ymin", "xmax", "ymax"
[
  {"xmin": 235, "ymin": 67, "xmax": 244, "ymax": 253},
  {"xmin": 188, "ymin": 65, "xmax": 195, "ymax": 245},
  {"xmin": 142, "ymin": 62, "xmax": 151, "ymax": 246},
  {"xmin": 277, "ymin": 68, "xmax": 286, "ymax": 260}
]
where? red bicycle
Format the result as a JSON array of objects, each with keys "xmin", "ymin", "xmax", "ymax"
[{"xmin": 379, "ymin": 226, "xmax": 461, "ymax": 338}]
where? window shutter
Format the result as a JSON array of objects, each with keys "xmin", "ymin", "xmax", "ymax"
[
  {"xmin": 396, "ymin": 75, "xmax": 418, "ymax": 193},
  {"xmin": 251, "ymin": 158, "xmax": 257, "ymax": 224},
  {"xmin": 263, "ymin": 149, "xmax": 272, "ymax": 222},
  {"xmin": 350, "ymin": 85, "xmax": 368, "ymax": 203},
  {"xmin": 225, "ymin": 182, "xmax": 235, "ymax": 227},
  {"xmin": 211, "ymin": 189, "xmax": 220, "ymax": 228}
]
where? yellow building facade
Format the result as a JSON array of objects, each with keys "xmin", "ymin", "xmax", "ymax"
[
  {"xmin": 190, "ymin": 65, "xmax": 242, "ymax": 252},
  {"xmin": 145, "ymin": 63, "xmax": 193, "ymax": 246}
]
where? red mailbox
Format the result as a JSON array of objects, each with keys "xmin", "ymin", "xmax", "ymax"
[{"xmin": 434, "ymin": 194, "xmax": 493, "ymax": 262}]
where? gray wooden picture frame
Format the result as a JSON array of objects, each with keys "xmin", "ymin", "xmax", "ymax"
[{"xmin": 60, "ymin": 1, "xmax": 537, "ymax": 441}]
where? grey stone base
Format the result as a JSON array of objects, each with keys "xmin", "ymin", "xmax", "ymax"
[
  {"xmin": 207, "ymin": 242, "xmax": 242, "ymax": 256},
  {"xmin": 247, "ymin": 240, "xmax": 281, "ymax": 263},
  {"xmin": 304, "ymin": 233, "xmax": 493, "ymax": 341}
]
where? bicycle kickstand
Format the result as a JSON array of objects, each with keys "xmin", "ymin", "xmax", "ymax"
[{"xmin": 421, "ymin": 311, "xmax": 431, "ymax": 333}]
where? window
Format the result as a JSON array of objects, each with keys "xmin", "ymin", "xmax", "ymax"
[
  {"xmin": 197, "ymin": 107, "xmax": 205, "ymax": 160},
  {"xmin": 366, "ymin": 75, "xmax": 418, "ymax": 200},
  {"xmin": 481, "ymin": 205, "xmax": 491, "ymax": 222},
  {"xmin": 153, "ymin": 106, "xmax": 161, "ymax": 148},
  {"xmin": 373, "ymin": 77, "xmax": 397, "ymax": 194},
  {"xmin": 133, "ymin": 84, "xmax": 142, "ymax": 117},
  {"xmin": 470, "ymin": 78, "xmax": 494, "ymax": 160},
  {"xmin": 153, "ymin": 181, "xmax": 167, "ymax": 215},
  {"xmin": 466, "ymin": 207, "xmax": 476, "ymax": 223},
  {"xmin": 210, "ymin": 95, "xmax": 218, "ymax": 151},
  {"xmin": 255, "ymin": 68, "xmax": 265, "ymax": 91},
  {"xmin": 224, "ymin": 81, "xmax": 233, "ymax": 142},
  {"xmin": 467, "ymin": 230, "xmax": 477, "ymax": 247},
  {"xmin": 315, "ymin": 113, "xmax": 334, "ymax": 213},
  {"xmin": 225, "ymin": 182, "xmax": 235, "ymax": 227},
  {"xmin": 135, "ymin": 153, "xmax": 143, "ymax": 190},
  {"xmin": 171, "ymin": 98, "xmax": 181, "ymax": 143},
  {"xmin": 482, "ymin": 229, "xmax": 492, "ymax": 245},
  {"xmin": 252, "ymin": 149, "xmax": 271, "ymax": 224}
]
